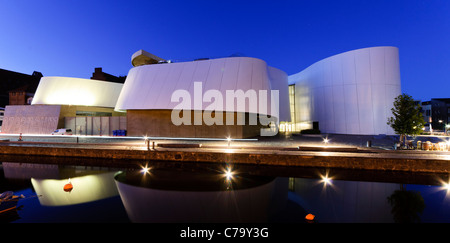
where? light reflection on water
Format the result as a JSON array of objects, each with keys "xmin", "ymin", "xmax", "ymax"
[{"xmin": 1, "ymin": 161, "xmax": 450, "ymax": 223}]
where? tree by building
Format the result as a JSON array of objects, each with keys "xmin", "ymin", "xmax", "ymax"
[{"xmin": 387, "ymin": 93, "xmax": 425, "ymax": 144}]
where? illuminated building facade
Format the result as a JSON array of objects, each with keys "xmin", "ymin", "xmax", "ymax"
[
  {"xmin": 287, "ymin": 46, "xmax": 401, "ymax": 135},
  {"xmin": 2, "ymin": 46, "xmax": 402, "ymax": 137},
  {"xmin": 116, "ymin": 51, "xmax": 290, "ymax": 138}
]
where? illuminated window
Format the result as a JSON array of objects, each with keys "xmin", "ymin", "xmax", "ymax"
[
  {"xmin": 76, "ymin": 111, "xmax": 112, "ymax": 116},
  {"xmin": 288, "ymin": 84, "xmax": 297, "ymax": 131}
]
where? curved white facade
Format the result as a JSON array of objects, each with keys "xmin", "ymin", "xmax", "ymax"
[
  {"xmin": 25, "ymin": 47, "xmax": 402, "ymax": 137},
  {"xmin": 288, "ymin": 46, "xmax": 401, "ymax": 135},
  {"xmin": 115, "ymin": 57, "xmax": 290, "ymax": 122},
  {"xmin": 32, "ymin": 76, "xmax": 123, "ymax": 108}
]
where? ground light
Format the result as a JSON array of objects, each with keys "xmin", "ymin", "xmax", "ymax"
[
  {"xmin": 436, "ymin": 177, "xmax": 450, "ymax": 198},
  {"xmin": 321, "ymin": 176, "xmax": 332, "ymax": 185},
  {"xmin": 442, "ymin": 182, "xmax": 450, "ymax": 191},
  {"xmin": 439, "ymin": 181, "xmax": 450, "ymax": 199},
  {"xmin": 224, "ymin": 168, "xmax": 234, "ymax": 181},
  {"xmin": 320, "ymin": 172, "xmax": 333, "ymax": 186},
  {"xmin": 140, "ymin": 165, "xmax": 151, "ymax": 175},
  {"xmin": 222, "ymin": 166, "xmax": 235, "ymax": 190}
]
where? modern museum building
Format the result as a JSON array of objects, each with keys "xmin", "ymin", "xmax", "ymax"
[{"xmin": 1, "ymin": 46, "xmax": 401, "ymax": 138}]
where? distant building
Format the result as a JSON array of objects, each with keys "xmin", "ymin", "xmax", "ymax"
[
  {"xmin": 418, "ymin": 99, "xmax": 450, "ymax": 133},
  {"xmin": 9, "ymin": 82, "xmax": 39, "ymax": 105},
  {"xmin": 0, "ymin": 69, "xmax": 43, "ymax": 108},
  {"xmin": 420, "ymin": 101, "xmax": 432, "ymax": 131},
  {"xmin": 430, "ymin": 98, "xmax": 450, "ymax": 131},
  {"xmin": 90, "ymin": 67, "xmax": 126, "ymax": 83}
]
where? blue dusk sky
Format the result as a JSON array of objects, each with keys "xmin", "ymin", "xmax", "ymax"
[{"xmin": 0, "ymin": 0, "xmax": 448, "ymax": 101}]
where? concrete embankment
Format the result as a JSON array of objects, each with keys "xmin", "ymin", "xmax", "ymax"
[{"xmin": 0, "ymin": 141, "xmax": 449, "ymax": 173}]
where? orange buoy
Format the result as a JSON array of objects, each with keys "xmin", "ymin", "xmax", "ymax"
[
  {"xmin": 305, "ymin": 213, "xmax": 315, "ymax": 221},
  {"xmin": 63, "ymin": 181, "xmax": 73, "ymax": 192}
]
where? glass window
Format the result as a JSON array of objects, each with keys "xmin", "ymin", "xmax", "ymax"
[{"xmin": 76, "ymin": 111, "xmax": 112, "ymax": 116}]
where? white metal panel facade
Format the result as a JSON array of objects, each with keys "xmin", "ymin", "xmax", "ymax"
[
  {"xmin": 115, "ymin": 57, "xmax": 290, "ymax": 121},
  {"xmin": 31, "ymin": 76, "xmax": 123, "ymax": 108},
  {"xmin": 288, "ymin": 46, "xmax": 401, "ymax": 135}
]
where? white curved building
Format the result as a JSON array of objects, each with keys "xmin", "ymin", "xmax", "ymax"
[
  {"xmin": 32, "ymin": 76, "xmax": 123, "ymax": 108},
  {"xmin": 288, "ymin": 46, "xmax": 401, "ymax": 135},
  {"xmin": 116, "ymin": 56, "xmax": 290, "ymax": 138},
  {"xmin": 2, "ymin": 76, "xmax": 126, "ymax": 135}
]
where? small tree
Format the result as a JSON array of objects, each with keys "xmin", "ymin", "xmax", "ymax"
[{"xmin": 387, "ymin": 93, "xmax": 425, "ymax": 144}]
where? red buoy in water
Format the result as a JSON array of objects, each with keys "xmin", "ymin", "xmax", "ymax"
[
  {"xmin": 305, "ymin": 213, "xmax": 315, "ymax": 221},
  {"xmin": 63, "ymin": 180, "xmax": 73, "ymax": 192}
]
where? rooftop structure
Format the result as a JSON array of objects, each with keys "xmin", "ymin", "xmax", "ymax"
[{"xmin": 131, "ymin": 50, "xmax": 166, "ymax": 67}]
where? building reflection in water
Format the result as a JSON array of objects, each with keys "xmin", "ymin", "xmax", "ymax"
[
  {"xmin": 114, "ymin": 167, "xmax": 288, "ymax": 223},
  {"xmin": 288, "ymin": 168, "xmax": 450, "ymax": 223},
  {"xmin": 31, "ymin": 172, "xmax": 119, "ymax": 206},
  {"xmin": 4, "ymin": 161, "xmax": 450, "ymax": 223},
  {"xmin": 290, "ymin": 177, "xmax": 399, "ymax": 223},
  {"xmin": 2, "ymin": 162, "xmax": 120, "ymax": 207}
]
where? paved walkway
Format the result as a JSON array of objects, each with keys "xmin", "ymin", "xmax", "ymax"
[
  {"xmin": 0, "ymin": 133, "xmax": 449, "ymax": 158},
  {"xmin": 0, "ymin": 132, "xmax": 397, "ymax": 147},
  {"xmin": 1, "ymin": 132, "xmax": 447, "ymax": 150},
  {"xmin": 0, "ymin": 133, "xmax": 449, "ymax": 171}
]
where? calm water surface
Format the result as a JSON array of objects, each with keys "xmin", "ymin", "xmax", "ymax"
[{"xmin": 1, "ymin": 160, "xmax": 450, "ymax": 223}]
